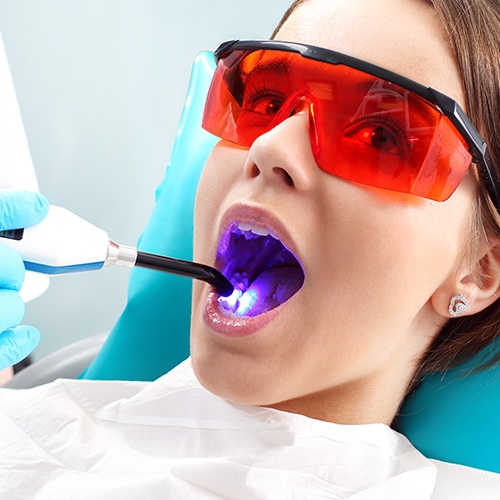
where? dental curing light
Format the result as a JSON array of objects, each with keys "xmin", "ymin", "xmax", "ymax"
[{"xmin": 0, "ymin": 205, "xmax": 233, "ymax": 297}]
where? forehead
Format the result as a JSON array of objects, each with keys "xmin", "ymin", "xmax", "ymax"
[{"xmin": 275, "ymin": 0, "xmax": 465, "ymax": 107}]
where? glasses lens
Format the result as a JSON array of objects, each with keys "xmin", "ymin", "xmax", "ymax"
[{"xmin": 202, "ymin": 47, "xmax": 472, "ymax": 201}]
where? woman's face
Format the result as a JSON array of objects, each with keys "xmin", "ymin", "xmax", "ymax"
[{"xmin": 190, "ymin": 0, "xmax": 478, "ymax": 422}]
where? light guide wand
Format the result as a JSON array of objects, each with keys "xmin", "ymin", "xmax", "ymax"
[
  {"xmin": 106, "ymin": 240, "xmax": 233, "ymax": 297},
  {"xmin": 0, "ymin": 206, "xmax": 234, "ymax": 297}
]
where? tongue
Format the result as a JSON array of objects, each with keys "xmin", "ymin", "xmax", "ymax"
[{"xmin": 244, "ymin": 266, "xmax": 304, "ymax": 316}]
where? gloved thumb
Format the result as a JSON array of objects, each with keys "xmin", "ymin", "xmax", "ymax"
[
  {"xmin": 0, "ymin": 325, "xmax": 40, "ymax": 370},
  {"xmin": 0, "ymin": 190, "xmax": 49, "ymax": 230}
]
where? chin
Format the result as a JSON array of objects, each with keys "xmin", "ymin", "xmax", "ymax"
[{"xmin": 189, "ymin": 333, "xmax": 288, "ymax": 406}]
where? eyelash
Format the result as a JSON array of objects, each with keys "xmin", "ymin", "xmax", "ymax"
[
  {"xmin": 346, "ymin": 112, "xmax": 412, "ymax": 153},
  {"xmin": 242, "ymin": 86, "xmax": 286, "ymax": 110}
]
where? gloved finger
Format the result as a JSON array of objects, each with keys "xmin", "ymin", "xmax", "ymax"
[
  {"xmin": 0, "ymin": 325, "xmax": 40, "ymax": 370},
  {"xmin": 0, "ymin": 289, "xmax": 25, "ymax": 331},
  {"xmin": 0, "ymin": 244, "xmax": 25, "ymax": 291},
  {"xmin": 0, "ymin": 190, "xmax": 49, "ymax": 230}
]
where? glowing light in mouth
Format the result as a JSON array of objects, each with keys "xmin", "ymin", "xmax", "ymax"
[
  {"xmin": 223, "ymin": 289, "xmax": 242, "ymax": 309},
  {"xmin": 215, "ymin": 222, "xmax": 304, "ymax": 317},
  {"xmin": 218, "ymin": 288, "xmax": 259, "ymax": 317}
]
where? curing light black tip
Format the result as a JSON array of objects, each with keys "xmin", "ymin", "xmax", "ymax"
[{"xmin": 135, "ymin": 251, "xmax": 234, "ymax": 297}]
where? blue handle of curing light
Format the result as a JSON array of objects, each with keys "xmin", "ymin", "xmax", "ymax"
[{"xmin": 23, "ymin": 260, "xmax": 105, "ymax": 275}]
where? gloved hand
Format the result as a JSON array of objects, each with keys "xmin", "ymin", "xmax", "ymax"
[{"xmin": 0, "ymin": 190, "xmax": 49, "ymax": 370}]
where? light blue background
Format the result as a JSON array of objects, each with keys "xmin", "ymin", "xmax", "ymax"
[{"xmin": 0, "ymin": 0, "xmax": 291, "ymax": 359}]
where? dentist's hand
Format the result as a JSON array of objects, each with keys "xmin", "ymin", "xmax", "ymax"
[{"xmin": 0, "ymin": 190, "xmax": 49, "ymax": 369}]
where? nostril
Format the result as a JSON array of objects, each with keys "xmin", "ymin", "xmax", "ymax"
[
  {"xmin": 246, "ymin": 163, "xmax": 261, "ymax": 179},
  {"xmin": 273, "ymin": 167, "xmax": 294, "ymax": 187}
]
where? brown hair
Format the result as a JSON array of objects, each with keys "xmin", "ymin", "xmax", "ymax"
[
  {"xmin": 272, "ymin": 0, "xmax": 500, "ymax": 381},
  {"xmin": 413, "ymin": 0, "xmax": 500, "ymax": 382}
]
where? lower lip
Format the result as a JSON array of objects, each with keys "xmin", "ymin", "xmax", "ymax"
[{"xmin": 202, "ymin": 291, "xmax": 280, "ymax": 337}]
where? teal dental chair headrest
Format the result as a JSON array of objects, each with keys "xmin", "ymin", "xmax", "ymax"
[
  {"xmin": 82, "ymin": 51, "xmax": 500, "ymax": 474},
  {"xmin": 81, "ymin": 52, "xmax": 218, "ymax": 384}
]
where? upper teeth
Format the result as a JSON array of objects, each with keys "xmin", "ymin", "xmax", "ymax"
[{"xmin": 237, "ymin": 222, "xmax": 271, "ymax": 237}]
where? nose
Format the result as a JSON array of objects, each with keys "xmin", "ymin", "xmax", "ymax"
[{"xmin": 242, "ymin": 98, "xmax": 319, "ymax": 191}]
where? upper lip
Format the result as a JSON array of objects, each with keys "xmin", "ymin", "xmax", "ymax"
[{"xmin": 217, "ymin": 203, "xmax": 302, "ymax": 269}]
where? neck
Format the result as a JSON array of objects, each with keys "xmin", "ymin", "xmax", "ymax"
[
  {"xmin": 267, "ymin": 334, "xmax": 428, "ymax": 425},
  {"xmin": 268, "ymin": 374, "xmax": 408, "ymax": 425}
]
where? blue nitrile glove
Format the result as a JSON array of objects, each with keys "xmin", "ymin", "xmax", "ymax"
[{"xmin": 0, "ymin": 190, "xmax": 49, "ymax": 369}]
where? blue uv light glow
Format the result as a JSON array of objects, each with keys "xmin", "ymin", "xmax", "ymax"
[
  {"xmin": 218, "ymin": 288, "xmax": 259, "ymax": 317},
  {"xmin": 223, "ymin": 289, "xmax": 242, "ymax": 309},
  {"xmin": 237, "ymin": 289, "xmax": 258, "ymax": 316}
]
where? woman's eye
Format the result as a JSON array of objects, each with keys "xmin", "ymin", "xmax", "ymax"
[
  {"xmin": 369, "ymin": 127, "xmax": 397, "ymax": 151},
  {"xmin": 351, "ymin": 125, "xmax": 400, "ymax": 154},
  {"xmin": 242, "ymin": 86, "xmax": 286, "ymax": 117},
  {"xmin": 245, "ymin": 96, "xmax": 283, "ymax": 116},
  {"xmin": 260, "ymin": 98, "xmax": 283, "ymax": 116}
]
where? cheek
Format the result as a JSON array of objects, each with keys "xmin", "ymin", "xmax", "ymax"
[
  {"xmin": 195, "ymin": 143, "xmax": 245, "ymax": 209},
  {"xmin": 312, "ymin": 190, "xmax": 467, "ymax": 326},
  {"xmin": 194, "ymin": 146, "xmax": 238, "ymax": 257},
  {"xmin": 195, "ymin": 151, "xmax": 224, "ymax": 221}
]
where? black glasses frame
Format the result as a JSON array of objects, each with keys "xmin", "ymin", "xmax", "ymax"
[{"xmin": 214, "ymin": 39, "xmax": 500, "ymax": 211}]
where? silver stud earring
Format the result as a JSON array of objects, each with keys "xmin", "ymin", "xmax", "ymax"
[{"xmin": 449, "ymin": 294, "xmax": 468, "ymax": 317}]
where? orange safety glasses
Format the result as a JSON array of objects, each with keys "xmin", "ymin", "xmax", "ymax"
[{"xmin": 202, "ymin": 40, "xmax": 499, "ymax": 207}]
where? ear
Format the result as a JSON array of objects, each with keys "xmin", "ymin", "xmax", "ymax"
[{"xmin": 431, "ymin": 244, "xmax": 500, "ymax": 318}]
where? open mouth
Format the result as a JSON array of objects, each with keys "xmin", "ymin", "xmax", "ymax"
[{"xmin": 216, "ymin": 222, "xmax": 305, "ymax": 317}]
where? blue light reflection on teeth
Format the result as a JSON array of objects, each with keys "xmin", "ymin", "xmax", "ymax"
[
  {"xmin": 218, "ymin": 288, "xmax": 259, "ymax": 317},
  {"xmin": 223, "ymin": 289, "xmax": 241, "ymax": 309},
  {"xmin": 238, "ymin": 289, "xmax": 258, "ymax": 315}
]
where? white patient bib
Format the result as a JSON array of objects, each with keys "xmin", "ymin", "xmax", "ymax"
[{"xmin": 0, "ymin": 359, "xmax": 499, "ymax": 499}]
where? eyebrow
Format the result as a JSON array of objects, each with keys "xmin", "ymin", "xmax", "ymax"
[{"xmin": 243, "ymin": 58, "xmax": 291, "ymax": 80}]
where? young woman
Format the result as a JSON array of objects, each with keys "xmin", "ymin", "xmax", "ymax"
[
  {"xmin": 192, "ymin": 0, "xmax": 500, "ymax": 425},
  {"xmin": 0, "ymin": 0, "xmax": 499, "ymax": 497}
]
